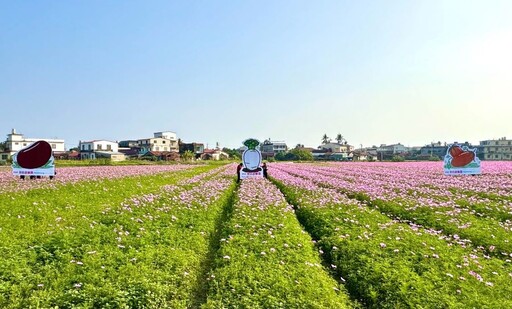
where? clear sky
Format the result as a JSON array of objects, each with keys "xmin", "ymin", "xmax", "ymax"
[{"xmin": 1, "ymin": 1, "xmax": 511, "ymax": 150}]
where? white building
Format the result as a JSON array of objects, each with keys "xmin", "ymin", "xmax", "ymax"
[
  {"xmin": 261, "ymin": 140, "xmax": 288, "ymax": 154},
  {"xmin": 154, "ymin": 131, "xmax": 177, "ymax": 141},
  {"xmin": 377, "ymin": 143, "xmax": 408, "ymax": 154},
  {"xmin": 479, "ymin": 137, "xmax": 512, "ymax": 160},
  {"xmin": 137, "ymin": 137, "xmax": 179, "ymax": 154},
  {"xmin": 137, "ymin": 132, "xmax": 179, "ymax": 154},
  {"xmin": 79, "ymin": 140, "xmax": 124, "ymax": 161},
  {"xmin": 319, "ymin": 142, "xmax": 354, "ymax": 153},
  {"xmin": 352, "ymin": 150, "xmax": 378, "ymax": 161},
  {"xmin": 1, "ymin": 128, "xmax": 65, "ymax": 160},
  {"xmin": 201, "ymin": 149, "xmax": 229, "ymax": 160}
]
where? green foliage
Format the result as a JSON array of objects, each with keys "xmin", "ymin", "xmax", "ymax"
[
  {"xmin": 321, "ymin": 134, "xmax": 330, "ymax": 144},
  {"xmin": 55, "ymin": 159, "xmax": 185, "ymax": 167},
  {"xmin": 274, "ymin": 152, "xmax": 286, "ymax": 161},
  {"xmin": 181, "ymin": 150, "xmax": 194, "ymax": 161},
  {"xmin": 243, "ymin": 139, "xmax": 260, "ymax": 150},
  {"xmin": 428, "ymin": 155, "xmax": 441, "ymax": 161},
  {"xmin": 274, "ymin": 149, "xmax": 313, "ymax": 161},
  {"xmin": 6, "ymin": 162, "xmax": 511, "ymax": 308},
  {"xmin": 289, "ymin": 149, "xmax": 314, "ymax": 161},
  {"xmin": 203, "ymin": 180, "xmax": 355, "ymax": 308},
  {"xmin": 222, "ymin": 148, "xmax": 241, "ymax": 160},
  {"xmin": 366, "ymin": 197, "xmax": 512, "ymax": 255},
  {"xmin": 391, "ymin": 155, "xmax": 405, "ymax": 162},
  {"xmin": 0, "ymin": 165, "xmax": 233, "ymax": 308},
  {"xmin": 272, "ymin": 178, "xmax": 512, "ymax": 309},
  {"xmin": 335, "ymin": 133, "xmax": 345, "ymax": 144}
]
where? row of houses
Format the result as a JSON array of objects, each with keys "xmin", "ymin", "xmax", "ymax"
[
  {"xmin": 2, "ymin": 129, "xmax": 512, "ymax": 162},
  {"xmin": 255, "ymin": 140, "xmax": 374, "ymax": 161},
  {"xmin": 0, "ymin": 129, "xmax": 229, "ymax": 162},
  {"xmin": 353, "ymin": 138, "xmax": 512, "ymax": 161},
  {"xmin": 259, "ymin": 138, "xmax": 512, "ymax": 162},
  {"xmin": 78, "ymin": 131, "xmax": 180, "ymax": 161},
  {"xmin": 1, "ymin": 129, "xmax": 66, "ymax": 161}
]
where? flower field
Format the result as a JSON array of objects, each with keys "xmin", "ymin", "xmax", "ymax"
[
  {"xmin": 202, "ymin": 178, "xmax": 354, "ymax": 308},
  {"xmin": 271, "ymin": 161, "xmax": 512, "ymax": 308},
  {"xmin": 1, "ymin": 161, "xmax": 511, "ymax": 308},
  {"xmin": 0, "ymin": 165, "xmax": 194, "ymax": 194}
]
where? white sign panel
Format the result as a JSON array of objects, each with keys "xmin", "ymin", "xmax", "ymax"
[
  {"xmin": 12, "ymin": 140, "xmax": 56, "ymax": 177},
  {"xmin": 240, "ymin": 138, "xmax": 263, "ymax": 180},
  {"xmin": 444, "ymin": 143, "xmax": 481, "ymax": 175}
]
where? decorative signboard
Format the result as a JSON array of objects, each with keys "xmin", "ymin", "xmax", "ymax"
[
  {"xmin": 240, "ymin": 138, "xmax": 263, "ymax": 179},
  {"xmin": 443, "ymin": 143, "xmax": 481, "ymax": 175},
  {"xmin": 12, "ymin": 140, "xmax": 56, "ymax": 178}
]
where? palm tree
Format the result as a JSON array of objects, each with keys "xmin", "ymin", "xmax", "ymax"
[
  {"xmin": 321, "ymin": 134, "xmax": 330, "ymax": 144},
  {"xmin": 335, "ymin": 133, "xmax": 345, "ymax": 144}
]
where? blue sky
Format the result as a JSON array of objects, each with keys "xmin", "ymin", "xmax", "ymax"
[{"xmin": 1, "ymin": 1, "xmax": 511, "ymax": 150}]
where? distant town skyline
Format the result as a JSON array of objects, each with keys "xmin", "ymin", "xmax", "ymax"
[
  {"xmin": 1, "ymin": 126, "xmax": 506, "ymax": 152},
  {"xmin": 1, "ymin": 1, "xmax": 511, "ymax": 150}
]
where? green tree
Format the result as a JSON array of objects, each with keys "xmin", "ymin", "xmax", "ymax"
[
  {"xmin": 321, "ymin": 134, "xmax": 330, "ymax": 144},
  {"xmin": 181, "ymin": 150, "xmax": 194, "ymax": 161},
  {"xmin": 428, "ymin": 155, "xmax": 441, "ymax": 161},
  {"xmin": 222, "ymin": 148, "xmax": 241, "ymax": 160},
  {"xmin": 275, "ymin": 149, "xmax": 314, "ymax": 161},
  {"xmin": 284, "ymin": 152, "xmax": 297, "ymax": 161},
  {"xmin": 391, "ymin": 155, "xmax": 405, "ymax": 162},
  {"xmin": 275, "ymin": 152, "xmax": 286, "ymax": 161},
  {"xmin": 335, "ymin": 133, "xmax": 345, "ymax": 144},
  {"xmin": 289, "ymin": 148, "xmax": 314, "ymax": 161}
]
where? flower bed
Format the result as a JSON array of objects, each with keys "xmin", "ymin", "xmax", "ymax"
[
  {"xmin": 203, "ymin": 178, "xmax": 355, "ymax": 308},
  {"xmin": 0, "ymin": 165, "xmax": 235, "ymax": 308},
  {"xmin": 271, "ymin": 165, "xmax": 512, "ymax": 308},
  {"xmin": 0, "ymin": 164, "xmax": 196, "ymax": 193},
  {"xmin": 272, "ymin": 162, "xmax": 512, "ymax": 257}
]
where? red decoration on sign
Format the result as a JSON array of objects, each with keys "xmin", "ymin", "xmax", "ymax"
[
  {"xmin": 16, "ymin": 140, "xmax": 52, "ymax": 169},
  {"xmin": 451, "ymin": 151, "xmax": 475, "ymax": 167}
]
